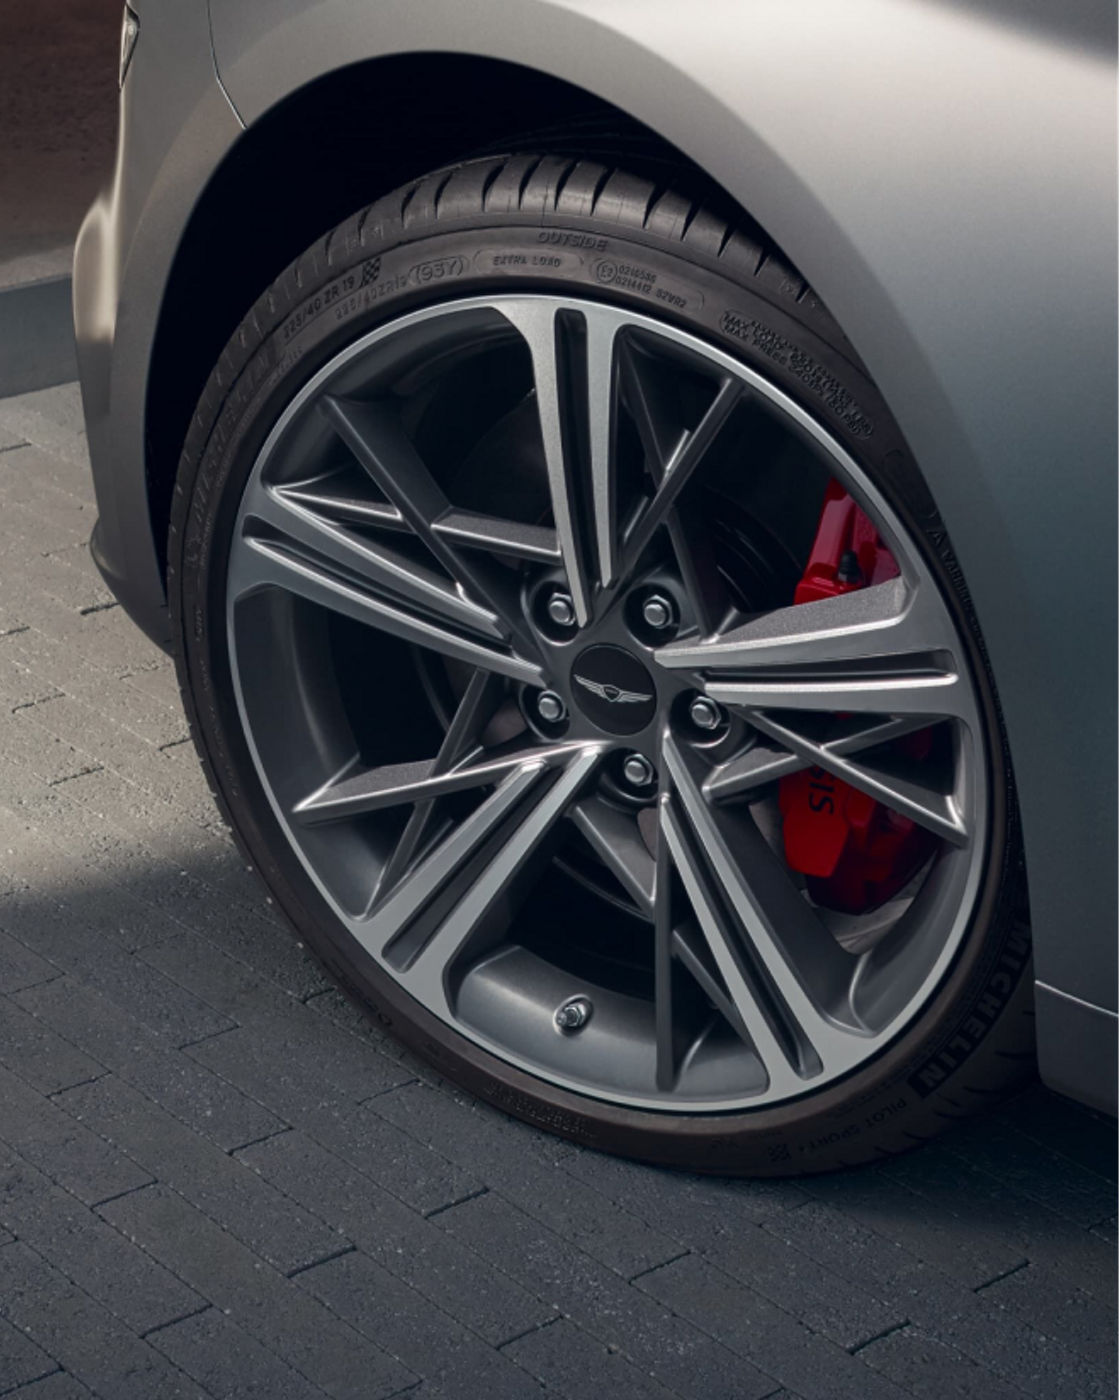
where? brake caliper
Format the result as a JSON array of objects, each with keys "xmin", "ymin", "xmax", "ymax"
[{"xmin": 778, "ymin": 481, "xmax": 935, "ymax": 914}]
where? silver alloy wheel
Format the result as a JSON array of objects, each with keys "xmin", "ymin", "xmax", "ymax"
[{"xmin": 225, "ymin": 295, "xmax": 988, "ymax": 1112}]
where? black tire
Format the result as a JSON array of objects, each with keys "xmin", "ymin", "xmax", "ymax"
[{"xmin": 169, "ymin": 154, "xmax": 1033, "ymax": 1175}]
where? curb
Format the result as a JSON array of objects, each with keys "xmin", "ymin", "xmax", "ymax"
[{"xmin": 0, "ymin": 249, "xmax": 77, "ymax": 397}]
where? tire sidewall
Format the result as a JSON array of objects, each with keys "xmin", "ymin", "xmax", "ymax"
[{"xmin": 171, "ymin": 200, "xmax": 1030, "ymax": 1176}]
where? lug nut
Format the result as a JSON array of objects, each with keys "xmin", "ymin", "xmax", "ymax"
[
  {"xmin": 622, "ymin": 753, "xmax": 656, "ymax": 788},
  {"xmin": 641, "ymin": 594, "xmax": 675, "ymax": 629},
  {"xmin": 536, "ymin": 690, "xmax": 567, "ymax": 724},
  {"xmin": 555, "ymin": 996, "xmax": 592, "ymax": 1031},
  {"xmin": 546, "ymin": 591, "xmax": 577, "ymax": 627},
  {"xmin": 689, "ymin": 696, "xmax": 724, "ymax": 732}
]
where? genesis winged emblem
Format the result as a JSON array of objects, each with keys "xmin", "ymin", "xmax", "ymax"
[{"xmin": 574, "ymin": 674, "xmax": 653, "ymax": 705}]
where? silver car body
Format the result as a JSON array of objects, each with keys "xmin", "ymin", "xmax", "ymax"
[{"xmin": 73, "ymin": 0, "xmax": 1117, "ymax": 1112}]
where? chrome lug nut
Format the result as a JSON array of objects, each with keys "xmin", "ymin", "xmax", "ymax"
[
  {"xmin": 641, "ymin": 594, "xmax": 675, "ymax": 629},
  {"xmin": 536, "ymin": 690, "xmax": 567, "ymax": 724},
  {"xmin": 546, "ymin": 591, "xmax": 577, "ymax": 627},
  {"xmin": 555, "ymin": 996, "xmax": 592, "ymax": 1031},
  {"xmin": 689, "ymin": 696, "xmax": 724, "ymax": 732},
  {"xmin": 622, "ymin": 753, "xmax": 656, "ymax": 788}
]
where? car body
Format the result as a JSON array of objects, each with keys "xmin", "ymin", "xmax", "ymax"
[{"xmin": 74, "ymin": 0, "xmax": 1117, "ymax": 1117}]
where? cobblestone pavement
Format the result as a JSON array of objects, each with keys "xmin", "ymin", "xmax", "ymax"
[{"xmin": 0, "ymin": 383, "xmax": 1115, "ymax": 1400}]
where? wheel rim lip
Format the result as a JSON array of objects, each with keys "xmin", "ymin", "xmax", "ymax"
[{"xmin": 225, "ymin": 292, "xmax": 991, "ymax": 1114}]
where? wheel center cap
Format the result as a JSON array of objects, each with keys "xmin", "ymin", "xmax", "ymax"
[{"xmin": 570, "ymin": 645, "xmax": 658, "ymax": 736}]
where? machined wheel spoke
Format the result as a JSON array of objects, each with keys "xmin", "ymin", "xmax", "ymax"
[
  {"xmin": 243, "ymin": 483, "xmax": 502, "ymax": 637},
  {"xmin": 362, "ymin": 747, "xmax": 604, "ymax": 1012},
  {"xmin": 620, "ymin": 376, "xmax": 741, "ymax": 586},
  {"xmin": 657, "ymin": 577, "xmax": 970, "ymax": 719},
  {"xmin": 321, "ymin": 395, "xmax": 539, "ymax": 655},
  {"xmin": 497, "ymin": 300, "xmax": 624, "ymax": 624},
  {"xmin": 747, "ymin": 710, "xmax": 967, "ymax": 845},
  {"xmin": 662, "ymin": 734, "xmax": 868, "ymax": 1084},
  {"xmin": 294, "ymin": 739, "xmax": 589, "ymax": 825},
  {"xmin": 233, "ymin": 528, "xmax": 542, "ymax": 685},
  {"xmin": 569, "ymin": 796, "xmax": 655, "ymax": 916}
]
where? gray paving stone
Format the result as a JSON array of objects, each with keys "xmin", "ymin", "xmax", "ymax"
[
  {"xmin": 0, "ymin": 1060, "xmax": 151, "ymax": 1205},
  {"xmin": 0, "ymin": 926, "xmax": 57, "ymax": 993},
  {"xmin": 0, "ymin": 1311, "xmax": 57, "ymax": 1394},
  {"xmin": 144, "ymin": 934, "xmax": 398, "ymax": 1092},
  {"xmin": 238, "ymin": 1128, "xmax": 554, "ymax": 1347},
  {"xmin": 883, "ymin": 1144, "xmax": 1117, "ymax": 1305},
  {"xmin": 371, "ymin": 1080, "xmax": 682, "ymax": 1279},
  {"xmin": 101, "ymin": 1183, "xmax": 416, "ymax": 1400},
  {"xmin": 16, "ymin": 977, "xmax": 284, "ymax": 1152},
  {"xmin": 0, "ymin": 885, "xmax": 235, "ymax": 1048},
  {"xmin": 761, "ymin": 1199, "xmax": 1116, "ymax": 1400},
  {"xmin": 502, "ymin": 1317, "xmax": 680, "ymax": 1400},
  {"xmin": 189, "ymin": 1025, "xmax": 475, "ymax": 1215},
  {"xmin": 0, "ymin": 1144, "xmax": 201, "ymax": 1335},
  {"xmin": 806, "ymin": 1162, "xmax": 1029, "ymax": 1291},
  {"xmin": 975, "ymin": 1261, "xmax": 1116, "ymax": 1372},
  {"xmin": 856, "ymin": 1326, "xmax": 1031, "ymax": 1400},
  {"xmin": 636, "ymin": 1253, "xmax": 912, "ymax": 1400},
  {"xmin": 56, "ymin": 1075, "xmax": 346, "ymax": 1276},
  {"xmin": 0, "ymin": 1241, "xmax": 208, "ymax": 1400},
  {"xmin": 0, "ymin": 993, "xmax": 103, "ymax": 1094},
  {"xmin": 296, "ymin": 1248, "xmax": 553, "ymax": 1400},
  {"xmin": 146, "ymin": 1308, "xmax": 323, "ymax": 1400},
  {"xmin": 435, "ymin": 1188, "xmax": 777, "ymax": 1400},
  {"xmin": 0, "ymin": 1370, "xmax": 95, "ymax": 1399}
]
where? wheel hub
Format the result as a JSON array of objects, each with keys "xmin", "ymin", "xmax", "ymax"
[{"xmin": 569, "ymin": 643, "xmax": 658, "ymax": 736}]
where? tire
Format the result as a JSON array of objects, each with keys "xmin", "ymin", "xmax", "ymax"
[{"xmin": 169, "ymin": 154, "xmax": 1033, "ymax": 1175}]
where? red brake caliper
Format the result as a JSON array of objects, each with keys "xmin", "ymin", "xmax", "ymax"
[{"xmin": 777, "ymin": 481, "xmax": 936, "ymax": 913}]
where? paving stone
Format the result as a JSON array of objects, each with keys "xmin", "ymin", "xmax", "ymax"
[
  {"xmin": 0, "ymin": 926, "xmax": 58, "ymax": 993},
  {"xmin": 0, "ymin": 1370, "xmax": 95, "ymax": 1399},
  {"xmin": 856, "ymin": 1326, "xmax": 1031, "ymax": 1400},
  {"xmin": 0, "ymin": 1144, "xmax": 201, "ymax": 1335},
  {"xmin": 101, "ymin": 1183, "xmax": 416, "ymax": 1400},
  {"xmin": 371, "ymin": 1079, "xmax": 682, "ymax": 1279},
  {"xmin": 146, "ymin": 1308, "xmax": 323, "ymax": 1400},
  {"xmin": 636, "ymin": 1253, "xmax": 912, "ymax": 1400},
  {"xmin": 145, "ymin": 934, "xmax": 399, "ymax": 1092},
  {"xmin": 806, "ymin": 1162, "xmax": 1028, "ymax": 1291},
  {"xmin": 0, "ymin": 1311, "xmax": 57, "ymax": 1394},
  {"xmin": 761, "ymin": 1199, "xmax": 1116, "ymax": 1400},
  {"xmin": 435, "ymin": 1188, "xmax": 777, "ymax": 1400},
  {"xmin": 189, "ymin": 1024, "xmax": 474, "ymax": 1215},
  {"xmin": 0, "ymin": 1060, "xmax": 151, "ymax": 1205},
  {"xmin": 16, "ymin": 977, "xmax": 283, "ymax": 1151},
  {"xmin": 975, "ymin": 1261, "xmax": 1116, "ymax": 1371},
  {"xmin": 0, "ymin": 886, "xmax": 235, "ymax": 1048},
  {"xmin": 0, "ymin": 1241, "xmax": 208, "ymax": 1400},
  {"xmin": 238, "ymin": 1128, "xmax": 554, "ymax": 1347},
  {"xmin": 0, "ymin": 993, "xmax": 103, "ymax": 1094},
  {"xmin": 502, "ymin": 1317, "xmax": 680, "ymax": 1400},
  {"xmin": 56, "ymin": 1075, "xmax": 345, "ymax": 1276},
  {"xmin": 297, "ymin": 1248, "xmax": 553, "ymax": 1400}
]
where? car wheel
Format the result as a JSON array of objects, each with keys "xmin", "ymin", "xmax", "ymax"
[{"xmin": 169, "ymin": 155, "xmax": 1032, "ymax": 1174}]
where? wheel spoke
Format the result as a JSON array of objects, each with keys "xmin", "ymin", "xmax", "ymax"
[
  {"xmin": 497, "ymin": 301, "xmax": 624, "ymax": 624},
  {"xmin": 294, "ymin": 739, "xmax": 588, "ymax": 825},
  {"xmin": 380, "ymin": 670, "xmax": 505, "ymax": 892},
  {"xmin": 231, "ymin": 525, "xmax": 542, "ymax": 685},
  {"xmin": 662, "ymin": 734, "xmax": 868, "ymax": 1084},
  {"xmin": 569, "ymin": 796, "xmax": 655, "ymax": 916},
  {"xmin": 240, "ymin": 482, "xmax": 502, "ymax": 637},
  {"xmin": 359, "ymin": 747, "xmax": 604, "ymax": 1015},
  {"xmin": 620, "ymin": 376, "xmax": 741, "ymax": 588},
  {"xmin": 656, "ymin": 577, "xmax": 970, "ymax": 719},
  {"xmin": 321, "ymin": 395, "xmax": 539, "ymax": 656},
  {"xmin": 747, "ymin": 710, "xmax": 967, "ymax": 845}
]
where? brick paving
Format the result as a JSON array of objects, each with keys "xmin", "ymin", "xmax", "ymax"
[{"xmin": 0, "ymin": 382, "xmax": 1115, "ymax": 1400}]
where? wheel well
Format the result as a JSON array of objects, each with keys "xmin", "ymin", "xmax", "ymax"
[{"xmin": 145, "ymin": 53, "xmax": 746, "ymax": 577}]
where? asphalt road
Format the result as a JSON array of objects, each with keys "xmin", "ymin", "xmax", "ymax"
[{"xmin": 0, "ymin": 382, "xmax": 1115, "ymax": 1400}]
